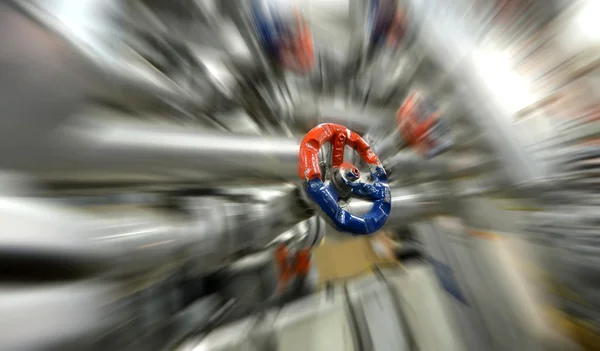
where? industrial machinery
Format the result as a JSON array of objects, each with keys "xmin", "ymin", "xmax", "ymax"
[{"xmin": 0, "ymin": 0, "xmax": 597, "ymax": 350}]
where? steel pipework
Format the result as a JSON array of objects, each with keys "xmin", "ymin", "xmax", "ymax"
[
  {"xmin": 0, "ymin": 1, "xmax": 242, "ymax": 176},
  {"xmin": 0, "ymin": 280, "xmax": 221, "ymax": 351},
  {"xmin": 0, "ymin": 182, "xmax": 439, "ymax": 277},
  {"xmin": 0, "ymin": 188, "xmax": 312, "ymax": 278},
  {"xmin": 22, "ymin": 116, "xmax": 300, "ymax": 184},
  {"xmin": 292, "ymin": 101, "xmax": 397, "ymax": 135},
  {"xmin": 0, "ymin": 1, "xmax": 241, "ymax": 150},
  {"xmin": 11, "ymin": 1, "xmax": 221, "ymax": 109},
  {"xmin": 346, "ymin": 185, "xmax": 444, "ymax": 229},
  {"xmin": 384, "ymin": 152, "xmax": 495, "ymax": 182},
  {"xmin": 14, "ymin": 113, "xmax": 477, "ymax": 185},
  {"xmin": 406, "ymin": 0, "xmax": 547, "ymax": 185},
  {"xmin": 0, "ymin": 281, "xmax": 122, "ymax": 351}
]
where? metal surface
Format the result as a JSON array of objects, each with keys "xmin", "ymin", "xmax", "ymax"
[
  {"xmin": 0, "ymin": 188, "xmax": 313, "ymax": 278},
  {"xmin": 25, "ymin": 116, "xmax": 301, "ymax": 183},
  {"xmin": 347, "ymin": 185, "xmax": 444, "ymax": 228},
  {"xmin": 0, "ymin": 0, "xmax": 595, "ymax": 349},
  {"xmin": 382, "ymin": 264, "xmax": 466, "ymax": 351},
  {"xmin": 3, "ymin": 111, "xmax": 485, "ymax": 186},
  {"xmin": 12, "ymin": 0, "xmax": 230, "ymax": 109},
  {"xmin": 122, "ymin": 295, "xmax": 222, "ymax": 351},
  {"xmin": 385, "ymin": 151, "xmax": 496, "ymax": 182},
  {"xmin": 175, "ymin": 286, "xmax": 357, "ymax": 351},
  {"xmin": 175, "ymin": 263, "xmax": 465, "ymax": 351},
  {"xmin": 407, "ymin": 0, "xmax": 548, "ymax": 185},
  {"xmin": 345, "ymin": 274, "xmax": 412, "ymax": 351},
  {"xmin": 0, "ymin": 181, "xmax": 437, "ymax": 274},
  {"xmin": 409, "ymin": 220, "xmax": 494, "ymax": 350},
  {"xmin": 292, "ymin": 102, "xmax": 396, "ymax": 134},
  {"xmin": 0, "ymin": 280, "xmax": 121, "ymax": 351}
]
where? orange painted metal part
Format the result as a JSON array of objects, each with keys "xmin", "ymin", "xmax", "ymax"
[
  {"xmin": 274, "ymin": 244, "xmax": 312, "ymax": 293},
  {"xmin": 386, "ymin": 9, "xmax": 408, "ymax": 47},
  {"xmin": 396, "ymin": 93, "xmax": 438, "ymax": 154},
  {"xmin": 280, "ymin": 10, "xmax": 315, "ymax": 74},
  {"xmin": 298, "ymin": 123, "xmax": 379, "ymax": 181},
  {"xmin": 331, "ymin": 131, "xmax": 347, "ymax": 168}
]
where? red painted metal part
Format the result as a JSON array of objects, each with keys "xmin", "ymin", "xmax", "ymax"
[
  {"xmin": 396, "ymin": 93, "xmax": 438, "ymax": 154},
  {"xmin": 331, "ymin": 131, "xmax": 347, "ymax": 168},
  {"xmin": 294, "ymin": 250, "xmax": 311, "ymax": 275},
  {"xmin": 298, "ymin": 123, "xmax": 379, "ymax": 181},
  {"xmin": 275, "ymin": 245, "xmax": 291, "ymax": 287},
  {"xmin": 280, "ymin": 10, "xmax": 315, "ymax": 74},
  {"xmin": 338, "ymin": 161, "xmax": 360, "ymax": 179},
  {"xmin": 386, "ymin": 9, "xmax": 408, "ymax": 48},
  {"xmin": 275, "ymin": 244, "xmax": 312, "ymax": 293}
]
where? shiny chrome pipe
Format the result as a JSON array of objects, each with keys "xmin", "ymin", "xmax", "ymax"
[
  {"xmin": 292, "ymin": 101, "xmax": 397, "ymax": 134},
  {"xmin": 18, "ymin": 112, "xmax": 492, "ymax": 185},
  {"xmin": 25, "ymin": 116, "xmax": 301, "ymax": 183},
  {"xmin": 11, "ymin": 1, "xmax": 212, "ymax": 108},
  {"xmin": 407, "ymin": 0, "xmax": 548, "ymax": 185},
  {"xmin": 347, "ymin": 185, "xmax": 445, "ymax": 228},
  {"xmin": 0, "ymin": 279, "xmax": 221, "ymax": 351},
  {"xmin": 384, "ymin": 152, "xmax": 496, "ymax": 182},
  {"xmin": 0, "ymin": 181, "xmax": 438, "ymax": 276},
  {"xmin": 0, "ymin": 281, "xmax": 122, "ymax": 351},
  {"xmin": 0, "ymin": 188, "xmax": 312, "ymax": 277}
]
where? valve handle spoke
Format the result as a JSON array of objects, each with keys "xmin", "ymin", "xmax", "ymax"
[{"xmin": 331, "ymin": 131, "xmax": 347, "ymax": 168}]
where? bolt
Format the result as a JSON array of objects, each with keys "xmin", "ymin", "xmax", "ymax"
[{"xmin": 345, "ymin": 167, "xmax": 360, "ymax": 182}]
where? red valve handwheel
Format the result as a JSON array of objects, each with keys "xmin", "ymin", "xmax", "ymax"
[
  {"xmin": 298, "ymin": 124, "xmax": 379, "ymax": 181},
  {"xmin": 298, "ymin": 123, "xmax": 391, "ymax": 235}
]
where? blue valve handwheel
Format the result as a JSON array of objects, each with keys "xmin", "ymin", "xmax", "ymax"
[{"xmin": 298, "ymin": 124, "xmax": 391, "ymax": 235}]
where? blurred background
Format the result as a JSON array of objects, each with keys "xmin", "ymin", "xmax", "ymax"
[{"xmin": 0, "ymin": 0, "xmax": 598, "ymax": 350}]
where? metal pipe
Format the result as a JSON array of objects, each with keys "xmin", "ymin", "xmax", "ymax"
[
  {"xmin": 0, "ymin": 278, "xmax": 221, "ymax": 351},
  {"xmin": 0, "ymin": 180, "xmax": 436, "ymax": 276},
  {"xmin": 0, "ymin": 195, "xmax": 185, "ymax": 275},
  {"xmin": 0, "ymin": 0, "xmax": 242, "ymax": 171},
  {"xmin": 11, "ymin": 1, "xmax": 212, "ymax": 109},
  {"xmin": 22, "ymin": 116, "xmax": 301, "ymax": 183},
  {"xmin": 16, "ymin": 111, "xmax": 475, "ymax": 185},
  {"xmin": 370, "ymin": 131, "xmax": 406, "ymax": 161},
  {"xmin": 384, "ymin": 152, "xmax": 496, "ymax": 182},
  {"xmin": 0, "ymin": 281, "xmax": 122, "ymax": 351},
  {"xmin": 347, "ymin": 185, "xmax": 444, "ymax": 228},
  {"xmin": 292, "ymin": 101, "xmax": 396, "ymax": 134},
  {"xmin": 407, "ymin": 0, "xmax": 548, "ymax": 185},
  {"xmin": 0, "ymin": 186, "xmax": 312, "ymax": 277}
]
